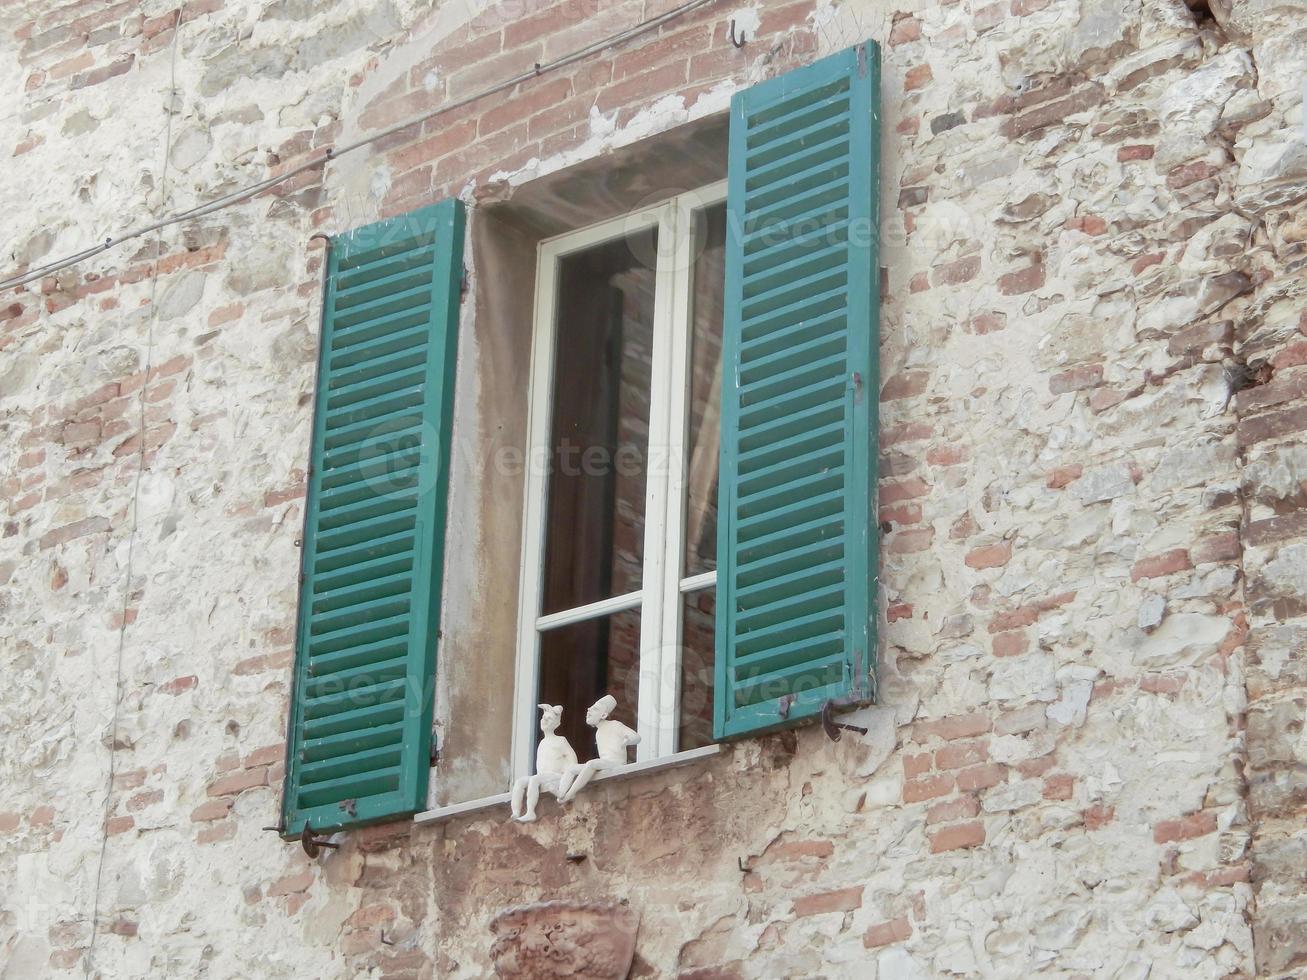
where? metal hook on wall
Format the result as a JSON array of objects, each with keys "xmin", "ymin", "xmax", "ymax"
[{"xmin": 729, "ymin": 19, "xmax": 748, "ymax": 48}]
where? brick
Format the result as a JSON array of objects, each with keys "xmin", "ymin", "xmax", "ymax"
[
  {"xmin": 1133, "ymin": 252, "xmax": 1166, "ymax": 275},
  {"xmin": 1192, "ymin": 532, "xmax": 1239, "ymax": 564},
  {"xmin": 1042, "ymin": 774, "xmax": 1074, "ymax": 800},
  {"xmin": 1245, "ymin": 512, "xmax": 1307, "ymax": 548},
  {"xmin": 70, "ymin": 55, "xmax": 135, "ymax": 90},
  {"xmin": 39, "ymin": 516, "xmax": 110, "ymax": 549},
  {"xmin": 243, "ymin": 744, "xmax": 285, "ymax": 768},
  {"xmin": 1168, "ymin": 319, "xmax": 1232, "ymax": 358},
  {"xmin": 864, "ymin": 916, "xmax": 913, "ymax": 948},
  {"xmin": 1089, "ymin": 388, "xmax": 1129, "ymax": 413},
  {"xmin": 191, "ymin": 799, "xmax": 231, "ymax": 823},
  {"xmin": 1004, "ymin": 84, "xmax": 1105, "ymax": 138},
  {"xmin": 1066, "ymin": 215, "xmax": 1108, "ymax": 235},
  {"xmin": 881, "ymin": 371, "xmax": 929, "ymax": 401},
  {"xmin": 347, "ymin": 904, "xmax": 398, "ymax": 929},
  {"xmin": 926, "ymin": 445, "xmax": 966, "ymax": 468},
  {"xmin": 206, "ymin": 767, "xmax": 268, "ymax": 797},
  {"xmin": 1153, "ymin": 811, "xmax": 1217, "ymax": 844},
  {"xmin": 48, "ymin": 50, "xmax": 93, "ymax": 81},
  {"xmin": 879, "ymin": 503, "xmax": 922, "ymax": 526},
  {"xmin": 109, "ymin": 919, "xmax": 137, "ymax": 937},
  {"xmin": 762, "ymin": 839, "xmax": 834, "ymax": 864},
  {"xmin": 269, "ymin": 869, "xmax": 315, "ymax": 897},
  {"xmin": 593, "ymin": 61, "xmax": 687, "ymax": 114},
  {"xmin": 881, "ymin": 477, "xmax": 930, "ymax": 504},
  {"xmin": 1118, "ymin": 144, "xmax": 1155, "ymax": 162},
  {"xmin": 61, "ymin": 420, "xmax": 101, "ymax": 447},
  {"xmin": 197, "ymin": 821, "xmax": 236, "ymax": 845},
  {"xmin": 30, "ymin": 805, "xmax": 55, "ymax": 827},
  {"xmin": 999, "ymin": 260, "xmax": 1045, "ymax": 296},
  {"xmin": 956, "ymin": 764, "xmax": 1005, "ymax": 792},
  {"xmin": 969, "ymin": 312, "xmax": 1006, "ymax": 335},
  {"xmin": 1047, "ymin": 464, "xmax": 1083, "ymax": 489},
  {"xmin": 988, "ymin": 592, "xmax": 1075, "ymax": 633},
  {"xmin": 903, "ymin": 753, "xmax": 932, "ymax": 779},
  {"xmin": 793, "ymin": 886, "xmax": 863, "ymax": 918},
  {"xmin": 916, "ymin": 712, "xmax": 991, "ymax": 741},
  {"xmin": 992, "ymin": 631, "xmax": 1028, "ymax": 658},
  {"xmin": 1167, "ymin": 161, "xmax": 1217, "ymax": 190},
  {"xmin": 933, "ymin": 254, "xmax": 980, "ymax": 286},
  {"xmin": 1237, "ymin": 371, "xmax": 1307, "ymax": 414},
  {"xmin": 929, "ymin": 821, "xmax": 985, "ymax": 853},
  {"xmin": 106, "ymin": 815, "xmax": 134, "ymax": 835},
  {"xmin": 903, "ymin": 773, "xmax": 955, "ymax": 803},
  {"xmin": 888, "ymin": 527, "xmax": 934, "ymax": 554},
  {"xmin": 935, "ymin": 740, "xmax": 988, "ymax": 771},
  {"xmin": 887, "ymin": 602, "xmax": 914, "ymax": 622},
  {"xmin": 1050, "ymin": 364, "xmax": 1103, "ymax": 394},
  {"xmin": 126, "ymin": 790, "xmax": 162, "ymax": 812},
  {"xmin": 904, "ymin": 64, "xmax": 933, "ymax": 91},
  {"xmin": 1140, "ymin": 674, "xmax": 1186, "ymax": 695},
  {"xmin": 208, "ymin": 302, "xmax": 244, "ymax": 327},
  {"xmin": 889, "ymin": 16, "xmax": 921, "ymax": 45},
  {"xmin": 159, "ymin": 675, "xmax": 197, "ymax": 695},
  {"xmin": 926, "ymin": 795, "xmax": 980, "ymax": 825},
  {"xmin": 1272, "ymin": 340, "xmax": 1307, "ymax": 370},
  {"xmin": 883, "ymin": 422, "xmax": 932, "ymax": 446},
  {"xmin": 1238, "ymin": 404, "xmax": 1307, "ymax": 447},
  {"xmin": 974, "ymin": 2, "xmax": 1006, "ymax": 31},
  {"xmin": 965, "ymin": 541, "xmax": 1012, "ymax": 570},
  {"xmin": 1130, "ymin": 549, "xmax": 1192, "ymax": 582}
]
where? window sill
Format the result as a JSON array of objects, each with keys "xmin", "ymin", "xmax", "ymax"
[{"xmin": 413, "ymin": 744, "xmax": 723, "ymax": 825}]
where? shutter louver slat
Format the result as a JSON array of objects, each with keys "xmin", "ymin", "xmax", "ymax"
[
  {"xmin": 281, "ymin": 200, "xmax": 464, "ymax": 838},
  {"xmin": 714, "ymin": 43, "xmax": 880, "ymax": 739}
]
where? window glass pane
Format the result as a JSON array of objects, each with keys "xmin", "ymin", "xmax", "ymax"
[
  {"xmin": 678, "ymin": 587, "xmax": 716, "ymax": 750},
  {"xmin": 684, "ymin": 204, "xmax": 725, "ymax": 578},
  {"xmin": 541, "ymin": 227, "xmax": 656, "ymax": 615},
  {"xmin": 537, "ymin": 610, "xmax": 641, "ymax": 762}
]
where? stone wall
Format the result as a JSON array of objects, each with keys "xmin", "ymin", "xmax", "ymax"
[{"xmin": 1, "ymin": 0, "xmax": 1305, "ymax": 977}]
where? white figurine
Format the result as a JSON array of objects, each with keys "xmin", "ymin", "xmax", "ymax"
[
  {"xmin": 557, "ymin": 694, "xmax": 640, "ymax": 803},
  {"xmin": 510, "ymin": 704, "xmax": 577, "ymax": 823}
]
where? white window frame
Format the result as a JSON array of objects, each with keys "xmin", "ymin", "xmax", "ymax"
[{"xmin": 511, "ymin": 180, "xmax": 729, "ymax": 780}]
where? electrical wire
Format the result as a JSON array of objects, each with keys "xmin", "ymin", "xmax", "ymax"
[
  {"xmin": 0, "ymin": 0, "xmax": 722, "ymax": 294},
  {"xmin": 81, "ymin": 10, "xmax": 182, "ymax": 976}
]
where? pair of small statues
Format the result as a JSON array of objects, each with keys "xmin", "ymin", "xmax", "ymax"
[{"xmin": 509, "ymin": 694, "xmax": 638, "ymax": 822}]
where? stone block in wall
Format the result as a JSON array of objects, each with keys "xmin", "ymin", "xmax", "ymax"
[{"xmin": 1246, "ymin": 695, "xmax": 1307, "ymax": 816}]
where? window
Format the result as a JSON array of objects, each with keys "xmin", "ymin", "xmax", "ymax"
[
  {"xmin": 512, "ymin": 182, "xmax": 728, "ymax": 776},
  {"xmin": 279, "ymin": 42, "xmax": 882, "ymax": 836}
]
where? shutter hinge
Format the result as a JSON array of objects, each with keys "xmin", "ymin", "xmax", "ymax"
[
  {"xmin": 300, "ymin": 827, "xmax": 340, "ymax": 858},
  {"xmin": 777, "ymin": 694, "xmax": 795, "ymax": 719},
  {"xmin": 857, "ymin": 44, "xmax": 868, "ymax": 78},
  {"xmin": 821, "ymin": 700, "xmax": 868, "ymax": 742}
]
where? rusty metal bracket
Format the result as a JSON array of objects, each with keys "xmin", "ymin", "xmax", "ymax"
[
  {"xmin": 301, "ymin": 828, "xmax": 340, "ymax": 859},
  {"xmin": 821, "ymin": 701, "xmax": 868, "ymax": 742}
]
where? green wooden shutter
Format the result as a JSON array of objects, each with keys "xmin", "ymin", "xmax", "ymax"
[
  {"xmin": 714, "ymin": 43, "xmax": 880, "ymax": 740},
  {"xmin": 281, "ymin": 199, "xmax": 464, "ymax": 838}
]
